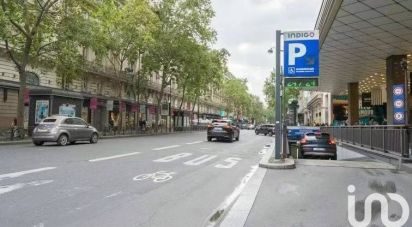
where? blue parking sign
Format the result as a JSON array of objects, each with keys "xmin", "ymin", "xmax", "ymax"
[{"xmin": 284, "ymin": 30, "xmax": 319, "ymax": 77}]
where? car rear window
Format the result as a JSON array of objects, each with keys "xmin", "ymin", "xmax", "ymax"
[{"xmin": 42, "ymin": 119, "xmax": 57, "ymax": 123}]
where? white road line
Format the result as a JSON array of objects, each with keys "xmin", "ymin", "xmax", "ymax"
[
  {"xmin": 0, "ymin": 180, "xmax": 53, "ymax": 195},
  {"xmin": 205, "ymin": 165, "xmax": 259, "ymax": 227},
  {"xmin": 152, "ymin": 145, "xmax": 181, "ymax": 151},
  {"xmin": 185, "ymin": 141, "xmax": 203, "ymax": 145},
  {"xmin": 89, "ymin": 152, "xmax": 140, "ymax": 162},
  {"xmin": 0, "ymin": 167, "xmax": 56, "ymax": 181}
]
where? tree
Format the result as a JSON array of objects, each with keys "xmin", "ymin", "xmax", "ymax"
[
  {"xmin": 263, "ymin": 72, "xmax": 299, "ymax": 117},
  {"xmin": 221, "ymin": 77, "xmax": 251, "ymax": 121},
  {"xmin": 90, "ymin": 0, "xmax": 158, "ymax": 127},
  {"xmin": 0, "ymin": 0, "xmax": 92, "ymax": 127},
  {"xmin": 142, "ymin": 0, "xmax": 216, "ymax": 131}
]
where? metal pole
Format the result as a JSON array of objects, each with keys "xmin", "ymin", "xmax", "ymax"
[{"xmin": 274, "ymin": 30, "xmax": 282, "ymax": 159}]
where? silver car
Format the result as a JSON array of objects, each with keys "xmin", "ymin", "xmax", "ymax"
[{"xmin": 32, "ymin": 116, "xmax": 99, "ymax": 146}]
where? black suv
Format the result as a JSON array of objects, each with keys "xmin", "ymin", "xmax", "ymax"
[{"xmin": 255, "ymin": 124, "xmax": 275, "ymax": 136}]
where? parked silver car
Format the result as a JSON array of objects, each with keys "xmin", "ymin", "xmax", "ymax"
[{"xmin": 32, "ymin": 116, "xmax": 99, "ymax": 146}]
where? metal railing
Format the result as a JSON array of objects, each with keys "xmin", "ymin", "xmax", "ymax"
[{"xmin": 321, "ymin": 125, "xmax": 410, "ymax": 158}]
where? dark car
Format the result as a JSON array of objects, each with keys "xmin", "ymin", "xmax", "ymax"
[
  {"xmin": 32, "ymin": 116, "xmax": 99, "ymax": 146},
  {"xmin": 298, "ymin": 133, "xmax": 337, "ymax": 160},
  {"xmin": 207, "ymin": 119, "xmax": 239, "ymax": 142},
  {"xmin": 255, "ymin": 124, "xmax": 275, "ymax": 136}
]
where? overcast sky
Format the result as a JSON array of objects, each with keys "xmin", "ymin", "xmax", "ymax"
[{"xmin": 211, "ymin": 0, "xmax": 322, "ymax": 103}]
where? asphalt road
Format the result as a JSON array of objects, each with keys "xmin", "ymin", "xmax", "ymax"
[{"xmin": 0, "ymin": 130, "xmax": 272, "ymax": 227}]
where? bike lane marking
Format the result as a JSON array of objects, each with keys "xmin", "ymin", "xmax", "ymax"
[
  {"xmin": 89, "ymin": 152, "xmax": 141, "ymax": 162},
  {"xmin": 152, "ymin": 145, "xmax": 181, "ymax": 151},
  {"xmin": 0, "ymin": 167, "xmax": 56, "ymax": 181}
]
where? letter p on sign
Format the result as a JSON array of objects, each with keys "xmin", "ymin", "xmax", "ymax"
[{"xmin": 288, "ymin": 43, "xmax": 307, "ymax": 66}]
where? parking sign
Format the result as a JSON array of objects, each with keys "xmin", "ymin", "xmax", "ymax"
[{"xmin": 284, "ymin": 30, "xmax": 319, "ymax": 77}]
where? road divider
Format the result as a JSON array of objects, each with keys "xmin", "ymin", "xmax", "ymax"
[{"xmin": 89, "ymin": 152, "xmax": 140, "ymax": 162}]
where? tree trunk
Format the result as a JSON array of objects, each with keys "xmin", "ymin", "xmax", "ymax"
[{"xmin": 17, "ymin": 70, "xmax": 27, "ymax": 128}]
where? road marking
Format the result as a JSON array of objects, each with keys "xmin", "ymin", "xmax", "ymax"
[
  {"xmin": 0, "ymin": 167, "xmax": 56, "ymax": 181},
  {"xmin": 104, "ymin": 191, "xmax": 123, "ymax": 199},
  {"xmin": 0, "ymin": 180, "xmax": 53, "ymax": 195},
  {"xmin": 154, "ymin": 153, "xmax": 192, "ymax": 162},
  {"xmin": 220, "ymin": 166, "xmax": 267, "ymax": 227},
  {"xmin": 133, "ymin": 171, "xmax": 176, "ymax": 183},
  {"xmin": 205, "ymin": 165, "xmax": 259, "ymax": 226},
  {"xmin": 215, "ymin": 158, "xmax": 242, "ymax": 169},
  {"xmin": 152, "ymin": 145, "xmax": 181, "ymax": 151},
  {"xmin": 89, "ymin": 152, "xmax": 140, "ymax": 162},
  {"xmin": 184, "ymin": 155, "xmax": 218, "ymax": 166},
  {"xmin": 185, "ymin": 141, "xmax": 203, "ymax": 145}
]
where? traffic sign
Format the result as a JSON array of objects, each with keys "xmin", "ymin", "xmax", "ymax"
[
  {"xmin": 284, "ymin": 30, "xmax": 319, "ymax": 77},
  {"xmin": 285, "ymin": 78, "xmax": 318, "ymax": 88}
]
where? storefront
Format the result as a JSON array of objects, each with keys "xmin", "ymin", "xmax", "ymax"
[{"xmin": 28, "ymin": 88, "xmax": 83, "ymax": 133}]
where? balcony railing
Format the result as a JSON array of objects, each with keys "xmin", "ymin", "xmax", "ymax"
[{"xmin": 321, "ymin": 125, "xmax": 410, "ymax": 158}]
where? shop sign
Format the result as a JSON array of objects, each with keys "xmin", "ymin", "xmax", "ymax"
[
  {"xmin": 393, "ymin": 85, "xmax": 405, "ymax": 125},
  {"xmin": 149, "ymin": 105, "xmax": 156, "ymax": 114},
  {"xmin": 90, "ymin": 97, "xmax": 97, "ymax": 110},
  {"xmin": 131, "ymin": 103, "xmax": 139, "ymax": 113},
  {"xmin": 119, "ymin": 101, "xmax": 126, "ymax": 112},
  {"xmin": 35, "ymin": 100, "xmax": 49, "ymax": 124},
  {"xmin": 107, "ymin": 100, "xmax": 114, "ymax": 111}
]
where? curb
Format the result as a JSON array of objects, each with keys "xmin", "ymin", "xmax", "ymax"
[
  {"xmin": 259, "ymin": 148, "xmax": 295, "ymax": 169},
  {"xmin": 0, "ymin": 130, "xmax": 204, "ymax": 146}
]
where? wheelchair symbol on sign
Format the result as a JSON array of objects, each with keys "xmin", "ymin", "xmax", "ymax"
[
  {"xmin": 133, "ymin": 171, "xmax": 176, "ymax": 183},
  {"xmin": 288, "ymin": 67, "xmax": 296, "ymax": 74}
]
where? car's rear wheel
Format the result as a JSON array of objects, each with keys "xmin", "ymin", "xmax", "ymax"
[
  {"xmin": 57, "ymin": 134, "xmax": 68, "ymax": 146},
  {"xmin": 255, "ymin": 132, "xmax": 259, "ymax": 135},
  {"xmin": 90, "ymin": 133, "xmax": 98, "ymax": 144},
  {"xmin": 207, "ymin": 136, "xmax": 212, "ymax": 142},
  {"xmin": 33, "ymin": 141, "xmax": 43, "ymax": 146},
  {"xmin": 264, "ymin": 133, "xmax": 267, "ymax": 136}
]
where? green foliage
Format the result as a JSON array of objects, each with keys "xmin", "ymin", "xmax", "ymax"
[
  {"xmin": 263, "ymin": 72, "xmax": 300, "ymax": 110},
  {"xmin": 0, "ymin": 0, "xmax": 93, "ymax": 126}
]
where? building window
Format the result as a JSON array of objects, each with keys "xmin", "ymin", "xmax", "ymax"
[
  {"xmin": 3, "ymin": 88, "xmax": 7, "ymax": 102},
  {"xmin": 25, "ymin": 71, "xmax": 40, "ymax": 86}
]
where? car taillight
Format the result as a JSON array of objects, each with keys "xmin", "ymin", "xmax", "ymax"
[{"xmin": 329, "ymin": 138, "xmax": 336, "ymax": 145}]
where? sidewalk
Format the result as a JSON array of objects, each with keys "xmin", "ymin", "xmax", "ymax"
[
  {"xmin": 220, "ymin": 146, "xmax": 412, "ymax": 227},
  {"xmin": 0, "ymin": 130, "xmax": 202, "ymax": 146}
]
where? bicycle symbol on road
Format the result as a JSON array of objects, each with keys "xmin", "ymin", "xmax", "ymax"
[{"xmin": 133, "ymin": 171, "xmax": 176, "ymax": 183}]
